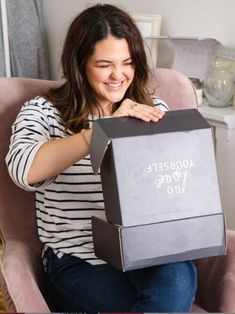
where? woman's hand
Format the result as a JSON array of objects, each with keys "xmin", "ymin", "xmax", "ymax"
[{"xmin": 112, "ymin": 98, "xmax": 165, "ymax": 122}]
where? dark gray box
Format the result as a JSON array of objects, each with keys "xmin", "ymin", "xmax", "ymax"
[
  {"xmin": 92, "ymin": 214, "xmax": 226, "ymax": 271},
  {"xmin": 90, "ymin": 109, "xmax": 226, "ymax": 271},
  {"xmin": 91, "ymin": 109, "xmax": 223, "ymax": 227}
]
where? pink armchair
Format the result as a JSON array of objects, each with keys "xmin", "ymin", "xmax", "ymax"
[
  {"xmin": 0, "ymin": 70, "xmax": 235, "ymax": 312},
  {"xmin": 0, "ymin": 77, "xmax": 60, "ymax": 312}
]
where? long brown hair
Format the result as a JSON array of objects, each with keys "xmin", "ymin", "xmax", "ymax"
[{"xmin": 45, "ymin": 4, "xmax": 154, "ymax": 133}]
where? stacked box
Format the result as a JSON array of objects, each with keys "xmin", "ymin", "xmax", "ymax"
[{"xmin": 91, "ymin": 109, "xmax": 226, "ymax": 271}]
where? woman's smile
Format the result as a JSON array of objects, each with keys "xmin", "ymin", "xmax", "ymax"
[{"xmin": 104, "ymin": 81, "xmax": 123, "ymax": 89}]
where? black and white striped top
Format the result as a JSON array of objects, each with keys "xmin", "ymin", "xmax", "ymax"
[{"xmin": 6, "ymin": 96, "xmax": 168, "ymax": 264}]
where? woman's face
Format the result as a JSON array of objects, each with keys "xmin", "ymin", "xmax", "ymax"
[{"xmin": 85, "ymin": 35, "xmax": 135, "ymax": 112}]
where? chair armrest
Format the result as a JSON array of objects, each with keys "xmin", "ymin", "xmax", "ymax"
[
  {"xmin": 0, "ymin": 240, "xmax": 50, "ymax": 312},
  {"xmin": 195, "ymin": 230, "xmax": 235, "ymax": 312}
]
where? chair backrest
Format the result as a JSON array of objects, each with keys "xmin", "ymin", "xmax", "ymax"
[
  {"xmin": 150, "ymin": 68, "xmax": 198, "ymax": 110},
  {"xmin": 0, "ymin": 78, "xmax": 61, "ymax": 253}
]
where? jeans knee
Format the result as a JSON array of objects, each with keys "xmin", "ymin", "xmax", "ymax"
[
  {"xmin": 166, "ymin": 261, "xmax": 197, "ymax": 310},
  {"xmin": 154, "ymin": 261, "xmax": 197, "ymax": 311},
  {"xmin": 130, "ymin": 261, "xmax": 198, "ymax": 312},
  {"xmin": 173, "ymin": 261, "xmax": 197, "ymax": 291}
]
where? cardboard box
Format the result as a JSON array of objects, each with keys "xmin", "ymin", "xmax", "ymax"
[
  {"xmin": 90, "ymin": 109, "xmax": 226, "ymax": 271},
  {"xmin": 91, "ymin": 109, "xmax": 223, "ymax": 227},
  {"xmin": 92, "ymin": 214, "xmax": 225, "ymax": 271}
]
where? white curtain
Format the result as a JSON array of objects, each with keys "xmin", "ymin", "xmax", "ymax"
[{"xmin": 0, "ymin": 0, "xmax": 50, "ymax": 78}]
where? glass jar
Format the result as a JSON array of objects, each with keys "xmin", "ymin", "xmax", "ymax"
[{"xmin": 204, "ymin": 60, "xmax": 234, "ymax": 107}]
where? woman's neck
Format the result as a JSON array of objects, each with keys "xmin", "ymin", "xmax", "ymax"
[{"xmin": 92, "ymin": 102, "xmax": 114, "ymax": 116}]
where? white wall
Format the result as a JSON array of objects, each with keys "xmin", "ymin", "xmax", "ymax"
[{"xmin": 42, "ymin": 0, "xmax": 235, "ymax": 79}]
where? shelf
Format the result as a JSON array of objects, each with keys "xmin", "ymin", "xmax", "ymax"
[{"xmin": 198, "ymin": 101, "xmax": 235, "ymax": 129}]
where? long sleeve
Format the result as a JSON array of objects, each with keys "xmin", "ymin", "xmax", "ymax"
[{"xmin": 5, "ymin": 98, "xmax": 56, "ymax": 191}]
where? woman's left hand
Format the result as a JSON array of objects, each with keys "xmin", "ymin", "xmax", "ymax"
[{"xmin": 112, "ymin": 98, "xmax": 165, "ymax": 122}]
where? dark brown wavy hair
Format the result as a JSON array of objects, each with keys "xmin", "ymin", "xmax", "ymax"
[{"xmin": 45, "ymin": 4, "xmax": 154, "ymax": 133}]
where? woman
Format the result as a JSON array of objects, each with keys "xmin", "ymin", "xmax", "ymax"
[{"xmin": 6, "ymin": 4, "xmax": 197, "ymax": 313}]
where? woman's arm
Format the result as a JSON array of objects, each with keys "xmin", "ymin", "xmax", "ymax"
[
  {"xmin": 6, "ymin": 99, "xmax": 92, "ymax": 189},
  {"xmin": 10, "ymin": 97, "xmax": 164, "ymax": 187},
  {"xmin": 28, "ymin": 98, "xmax": 164, "ymax": 184},
  {"xmin": 27, "ymin": 129, "xmax": 92, "ymax": 184}
]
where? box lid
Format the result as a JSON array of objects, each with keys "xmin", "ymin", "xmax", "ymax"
[{"xmin": 91, "ymin": 109, "xmax": 210, "ymax": 173}]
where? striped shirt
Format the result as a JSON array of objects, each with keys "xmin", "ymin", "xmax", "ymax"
[{"xmin": 6, "ymin": 96, "xmax": 168, "ymax": 264}]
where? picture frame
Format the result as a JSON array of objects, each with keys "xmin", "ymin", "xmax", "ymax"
[{"xmin": 132, "ymin": 13, "xmax": 162, "ymax": 68}]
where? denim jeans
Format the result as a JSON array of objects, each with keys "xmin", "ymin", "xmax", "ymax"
[{"xmin": 44, "ymin": 248, "xmax": 197, "ymax": 313}]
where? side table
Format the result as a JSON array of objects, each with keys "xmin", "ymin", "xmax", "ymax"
[{"xmin": 199, "ymin": 102, "xmax": 235, "ymax": 230}]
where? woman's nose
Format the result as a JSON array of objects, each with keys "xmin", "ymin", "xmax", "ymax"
[{"xmin": 110, "ymin": 66, "xmax": 123, "ymax": 80}]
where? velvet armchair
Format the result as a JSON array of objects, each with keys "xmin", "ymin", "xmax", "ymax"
[{"xmin": 0, "ymin": 70, "xmax": 235, "ymax": 312}]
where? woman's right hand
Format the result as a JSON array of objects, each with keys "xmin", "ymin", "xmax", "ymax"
[{"xmin": 112, "ymin": 98, "xmax": 165, "ymax": 122}]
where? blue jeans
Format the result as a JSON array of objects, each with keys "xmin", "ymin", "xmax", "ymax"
[{"xmin": 44, "ymin": 248, "xmax": 197, "ymax": 313}]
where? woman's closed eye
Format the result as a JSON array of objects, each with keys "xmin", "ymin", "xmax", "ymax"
[
  {"xmin": 96, "ymin": 64, "xmax": 111, "ymax": 68},
  {"xmin": 96, "ymin": 63, "xmax": 133, "ymax": 68},
  {"xmin": 123, "ymin": 62, "xmax": 134, "ymax": 66}
]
